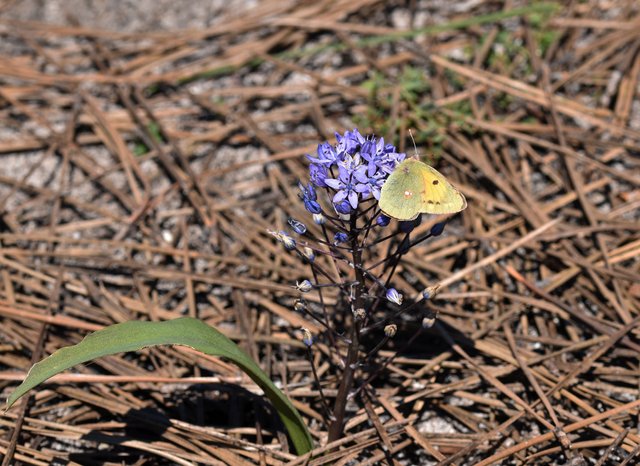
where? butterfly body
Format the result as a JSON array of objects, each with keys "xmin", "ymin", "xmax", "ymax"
[{"xmin": 378, "ymin": 158, "xmax": 467, "ymax": 220}]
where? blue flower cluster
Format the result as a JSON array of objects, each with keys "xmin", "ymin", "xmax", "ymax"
[{"xmin": 303, "ymin": 129, "xmax": 406, "ymax": 215}]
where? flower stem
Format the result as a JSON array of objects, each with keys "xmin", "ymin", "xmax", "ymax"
[
  {"xmin": 328, "ymin": 216, "xmax": 365, "ymax": 443},
  {"xmin": 327, "ymin": 322, "xmax": 359, "ymax": 442}
]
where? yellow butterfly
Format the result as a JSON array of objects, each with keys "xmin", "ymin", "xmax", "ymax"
[{"xmin": 378, "ymin": 158, "xmax": 467, "ymax": 221}]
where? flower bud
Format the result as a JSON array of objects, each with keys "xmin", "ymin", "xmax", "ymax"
[
  {"xmin": 280, "ymin": 231, "xmax": 296, "ymax": 250},
  {"xmin": 334, "ymin": 232, "xmax": 348, "ymax": 244},
  {"xmin": 298, "ymin": 181, "xmax": 317, "ymax": 200},
  {"xmin": 399, "ymin": 221, "xmax": 414, "ymax": 233},
  {"xmin": 384, "ymin": 324, "xmax": 397, "ymax": 338},
  {"xmin": 334, "ymin": 201, "xmax": 352, "ymax": 215},
  {"xmin": 422, "ymin": 285, "xmax": 440, "ymax": 301},
  {"xmin": 353, "ymin": 308, "xmax": 366, "ymax": 320},
  {"xmin": 304, "ymin": 199, "xmax": 322, "ymax": 214},
  {"xmin": 267, "ymin": 228, "xmax": 281, "ymax": 238},
  {"xmin": 386, "ymin": 288, "xmax": 403, "ymax": 306},
  {"xmin": 302, "ymin": 247, "xmax": 315, "ymax": 262},
  {"xmin": 400, "ymin": 216, "xmax": 421, "ymax": 233},
  {"xmin": 288, "ymin": 218, "xmax": 307, "ymax": 235},
  {"xmin": 294, "ymin": 299, "xmax": 307, "ymax": 312},
  {"xmin": 422, "ymin": 314, "xmax": 436, "ymax": 328},
  {"xmin": 312, "ymin": 213, "xmax": 326, "ymax": 225},
  {"xmin": 376, "ymin": 214, "xmax": 391, "ymax": 227},
  {"xmin": 268, "ymin": 229, "xmax": 296, "ymax": 250},
  {"xmin": 299, "ymin": 182, "xmax": 322, "ymax": 213},
  {"xmin": 295, "ymin": 280, "xmax": 313, "ymax": 293},
  {"xmin": 301, "ymin": 328, "xmax": 313, "ymax": 347},
  {"xmin": 430, "ymin": 221, "xmax": 446, "ymax": 236}
]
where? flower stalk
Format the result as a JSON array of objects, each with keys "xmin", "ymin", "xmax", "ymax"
[
  {"xmin": 272, "ymin": 129, "xmax": 449, "ymax": 444},
  {"xmin": 327, "ymin": 216, "xmax": 366, "ymax": 442}
]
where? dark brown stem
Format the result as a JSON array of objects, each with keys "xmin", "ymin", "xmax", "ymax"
[{"xmin": 328, "ymin": 216, "xmax": 365, "ymax": 443}]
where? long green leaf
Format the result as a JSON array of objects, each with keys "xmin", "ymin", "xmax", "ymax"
[{"xmin": 5, "ymin": 317, "xmax": 313, "ymax": 455}]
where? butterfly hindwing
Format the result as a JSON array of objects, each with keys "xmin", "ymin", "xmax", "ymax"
[{"xmin": 418, "ymin": 163, "xmax": 467, "ymax": 215}]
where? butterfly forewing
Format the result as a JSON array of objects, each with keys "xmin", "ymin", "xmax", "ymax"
[{"xmin": 379, "ymin": 160, "xmax": 424, "ymax": 220}]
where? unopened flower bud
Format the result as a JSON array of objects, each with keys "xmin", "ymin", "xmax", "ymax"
[
  {"xmin": 430, "ymin": 221, "xmax": 446, "ymax": 236},
  {"xmin": 386, "ymin": 288, "xmax": 403, "ymax": 306},
  {"xmin": 288, "ymin": 218, "xmax": 307, "ymax": 235},
  {"xmin": 299, "ymin": 182, "xmax": 322, "ymax": 214},
  {"xmin": 334, "ymin": 232, "xmax": 348, "ymax": 244},
  {"xmin": 301, "ymin": 328, "xmax": 313, "ymax": 347},
  {"xmin": 280, "ymin": 231, "xmax": 296, "ymax": 250},
  {"xmin": 304, "ymin": 199, "xmax": 322, "ymax": 214},
  {"xmin": 302, "ymin": 247, "xmax": 315, "ymax": 262},
  {"xmin": 353, "ymin": 308, "xmax": 366, "ymax": 320},
  {"xmin": 312, "ymin": 213, "xmax": 326, "ymax": 225},
  {"xmin": 399, "ymin": 221, "xmax": 415, "ymax": 233},
  {"xmin": 334, "ymin": 201, "xmax": 352, "ymax": 215},
  {"xmin": 295, "ymin": 280, "xmax": 313, "ymax": 293},
  {"xmin": 376, "ymin": 215, "xmax": 390, "ymax": 227},
  {"xmin": 298, "ymin": 181, "xmax": 317, "ymax": 201},
  {"xmin": 422, "ymin": 285, "xmax": 440, "ymax": 301},
  {"xmin": 384, "ymin": 324, "xmax": 397, "ymax": 338},
  {"xmin": 268, "ymin": 229, "xmax": 295, "ymax": 250},
  {"xmin": 294, "ymin": 299, "xmax": 307, "ymax": 312},
  {"xmin": 422, "ymin": 314, "xmax": 436, "ymax": 328},
  {"xmin": 267, "ymin": 229, "xmax": 280, "ymax": 239},
  {"xmin": 400, "ymin": 216, "xmax": 422, "ymax": 233}
]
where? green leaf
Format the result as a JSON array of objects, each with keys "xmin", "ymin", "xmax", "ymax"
[{"xmin": 5, "ymin": 317, "xmax": 313, "ymax": 455}]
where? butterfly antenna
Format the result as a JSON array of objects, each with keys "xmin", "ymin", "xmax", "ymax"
[{"xmin": 409, "ymin": 129, "xmax": 419, "ymax": 160}]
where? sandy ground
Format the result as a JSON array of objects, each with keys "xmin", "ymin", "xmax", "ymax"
[{"xmin": 4, "ymin": 0, "xmax": 256, "ymax": 31}]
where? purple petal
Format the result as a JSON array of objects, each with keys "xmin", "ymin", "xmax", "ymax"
[
  {"xmin": 348, "ymin": 190, "xmax": 359, "ymax": 209},
  {"xmin": 353, "ymin": 128, "xmax": 365, "ymax": 145},
  {"xmin": 343, "ymin": 131, "xmax": 359, "ymax": 155},
  {"xmin": 309, "ymin": 164, "xmax": 328, "ymax": 187},
  {"xmin": 324, "ymin": 178, "xmax": 341, "ymax": 190},
  {"xmin": 338, "ymin": 164, "xmax": 350, "ymax": 181},
  {"xmin": 354, "ymin": 165, "xmax": 369, "ymax": 183},
  {"xmin": 380, "ymin": 163, "xmax": 395, "ymax": 174},
  {"xmin": 307, "ymin": 153, "xmax": 334, "ymax": 165},
  {"xmin": 360, "ymin": 141, "xmax": 374, "ymax": 162},
  {"xmin": 333, "ymin": 190, "xmax": 348, "ymax": 204},
  {"xmin": 357, "ymin": 186, "xmax": 371, "ymax": 199},
  {"xmin": 354, "ymin": 183, "xmax": 369, "ymax": 193},
  {"xmin": 318, "ymin": 142, "xmax": 336, "ymax": 161}
]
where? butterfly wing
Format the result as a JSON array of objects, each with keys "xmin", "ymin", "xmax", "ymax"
[
  {"xmin": 379, "ymin": 159, "xmax": 467, "ymax": 220},
  {"xmin": 417, "ymin": 163, "xmax": 467, "ymax": 215},
  {"xmin": 378, "ymin": 159, "xmax": 426, "ymax": 220}
]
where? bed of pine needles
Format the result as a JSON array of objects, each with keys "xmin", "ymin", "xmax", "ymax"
[{"xmin": 1, "ymin": 1, "xmax": 640, "ymax": 464}]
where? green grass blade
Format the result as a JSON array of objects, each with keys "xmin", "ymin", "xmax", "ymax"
[{"xmin": 5, "ymin": 317, "xmax": 313, "ymax": 455}]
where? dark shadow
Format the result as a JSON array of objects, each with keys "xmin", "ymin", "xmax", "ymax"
[{"xmin": 65, "ymin": 382, "xmax": 287, "ymax": 465}]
